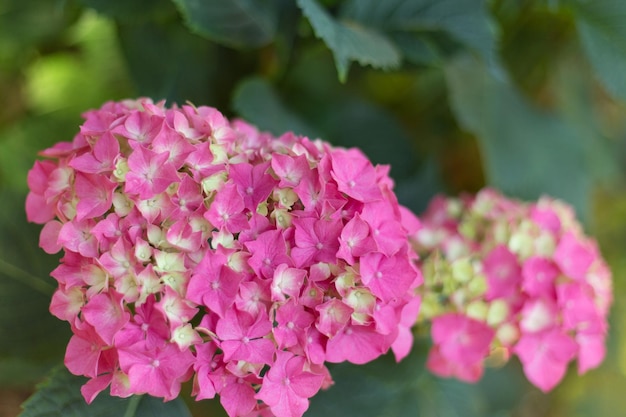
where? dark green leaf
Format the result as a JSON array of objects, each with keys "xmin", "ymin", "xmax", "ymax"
[
  {"xmin": 306, "ymin": 348, "xmax": 425, "ymax": 417},
  {"xmin": 569, "ymin": 0, "xmax": 626, "ymax": 102},
  {"xmin": 297, "ymin": 0, "xmax": 401, "ymax": 81},
  {"xmin": 395, "ymin": 157, "xmax": 446, "ymax": 214},
  {"xmin": 340, "ymin": 0, "xmax": 498, "ymax": 66},
  {"xmin": 172, "ymin": 0, "xmax": 279, "ymax": 48},
  {"xmin": 445, "ymin": 54, "xmax": 590, "ymax": 218},
  {"xmin": 19, "ymin": 366, "xmax": 192, "ymax": 417},
  {"xmin": 0, "ymin": 190, "xmax": 69, "ymax": 364},
  {"xmin": 232, "ymin": 77, "xmax": 320, "ymax": 138},
  {"xmin": 117, "ymin": 20, "xmax": 217, "ymax": 104},
  {"xmin": 388, "ymin": 32, "xmax": 442, "ymax": 66},
  {"xmin": 320, "ymin": 98, "xmax": 419, "ymax": 181}
]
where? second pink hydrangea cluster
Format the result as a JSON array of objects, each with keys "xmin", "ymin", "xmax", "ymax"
[
  {"xmin": 25, "ymin": 99, "xmax": 422, "ymax": 417},
  {"xmin": 413, "ymin": 189, "xmax": 612, "ymax": 392}
]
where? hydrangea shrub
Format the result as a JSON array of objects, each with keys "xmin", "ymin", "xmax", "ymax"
[
  {"xmin": 413, "ymin": 189, "xmax": 612, "ymax": 392},
  {"xmin": 25, "ymin": 99, "xmax": 423, "ymax": 417}
]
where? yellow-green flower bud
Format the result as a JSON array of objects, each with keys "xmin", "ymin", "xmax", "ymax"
[
  {"xmin": 466, "ymin": 300, "xmax": 489, "ymax": 321},
  {"xmin": 113, "ymin": 157, "xmax": 129, "ymax": 182},
  {"xmin": 487, "ymin": 299, "xmax": 509, "ymax": 326},
  {"xmin": 202, "ymin": 171, "xmax": 227, "ymax": 195},
  {"xmin": 271, "ymin": 208, "xmax": 292, "ymax": 229},
  {"xmin": 508, "ymin": 231, "xmax": 533, "ymax": 259},
  {"xmin": 496, "ymin": 322, "xmax": 519, "ymax": 346},
  {"xmin": 274, "ymin": 188, "xmax": 299, "ymax": 209},
  {"xmin": 113, "ymin": 191, "xmax": 134, "ymax": 217},
  {"xmin": 419, "ymin": 293, "xmax": 444, "ymax": 321},
  {"xmin": 467, "ymin": 274, "xmax": 487, "ymax": 297},
  {"xmin": 257, "ymin": 201, "xmax": 269, "ymax": 216},
  {"xmin": 209, "ymin": 143, "xmax": 228, "ymax": 164},
  {"xmin": 534, "ymin": 231, "xmax": 556, "ymax": 257},
  {"xmin": 334, "ymin": 271, "xmax": 356, "ymax": 294},
  {"xmin": 459, "ymin": 220, "xmax": 477, "ymax": 240},
  {"xmin": 452, "ymin": 257, "xmax": 474, "ymax": 283}
]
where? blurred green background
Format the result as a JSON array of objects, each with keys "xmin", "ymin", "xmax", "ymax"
[{"xmin": 2, "ymin": 0, "xmax": 626, "ymax": 416}]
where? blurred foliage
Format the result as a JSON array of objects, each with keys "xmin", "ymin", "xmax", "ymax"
[
  {"xmin": 2, "ymin": 0, "xmax": 626, "ymax": 416},
  {"xmin": 20, "ymin": 366, "xmax": 191, "ymax": 417}
]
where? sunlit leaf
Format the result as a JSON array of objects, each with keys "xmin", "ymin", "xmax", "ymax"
[
  {"xmin": 297, "ymin": 0, "xmax": 401, "ymax": 81},
  {"xmin": 445, "ymin": 54, "xmax": 590, "ymax": 218},
  {"xmin": 19, "ymin": 366, "xmax": 192, "ymax": 417},
  {"xmin": 173, "ymin": 0, "xmax": 279, "ymax": 48},
  {"xmin": 24, "ymin": 13, "xmax": 131, "ymax": 115}
]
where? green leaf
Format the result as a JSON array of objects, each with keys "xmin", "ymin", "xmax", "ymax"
[
  {"xmin": 306, "ymin": 345, "xmax": 492, "ymax": 417},
  {"xmin": 297, "ymin": 0, "xmax": 401, "ymax": 81},
  {"xmin": 445, "ymin": 54, "xmax": 590, "ymax": 218},
  {"xmin": 0, "ymin": 190, "xmax": 69, "ymax": 365},
  {"xmin": 395, "ymin": 157, "xmax": 446, "ymax": 214},
  {"xmin": 388, "ymin": 32, "xmax": 442, "ymax": 66},
  {"xmin": 19, "ymin": 366, "xmax": 192, "ymax": 417},
  {"xmin": 569, "ymin": 0, "xmax": 626, "ymax": 102},
  {"xmin": 340, "ymin": 0, "xmax": 498, "ymax": 66},
  {"xmin": 319, "ymin": 97, "xmax": 419, "ymax": 181},
  {"xmin": 173, "ymin": 0, "xmax": 279, "ymax": 48},
  {"xmin": 117, "ymin": 20, "xmax": 217, "ymax": 104},
  {"xmin": 232, "ymin": 77, "xmax": 320, "ymax": 138},
  {"xmin": 306, "ymin": 348, "xmax": 425, "ymax": 417}
]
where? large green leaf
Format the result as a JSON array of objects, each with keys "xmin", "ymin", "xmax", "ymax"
[
  {"xmin": 569, "ymin": 0, "xmax": 626, "ymax": 102},
  {"xmin": 306, "ymin": 348, "xmax": 425, "ymax": 417},
  {"xmin": 395, "ymin": 157, "xmax": 446, "ymax": 214},
  {"xmin": 319, "ymin": 97, "xmax": 419, "ymax": 182},
  {"xmin": 173, "ymin": 0, "xmax": 279, "ymax": 48},
  {"xmin": 306, "ymin": 346, "xmax": 492, "ymax": 417},
  {"xmin": 445, "ymin": 54, "xmax": 590, "ymax": 218},
  {"xmin": 19, "ymin": 366, "xmax": 192, "ymax": 417},
  {"xmin": 117, "ymin": 20, "xmax": 217, "ymax": 104},
  {"xmin": 232, "ymin": 77, "xmax": 320, "ymax": 138},
  {"xmin": 297, "ymin": 0, "xmax": 401, "ymax": 81},
  {"xmin": 340, "ymin": 0, "xmax": 497, "ymax": 66}
]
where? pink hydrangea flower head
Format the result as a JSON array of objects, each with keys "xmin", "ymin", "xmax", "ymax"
[
  {"xmin": 412, "ymin": 188, "xmax": 612, "ymax": 392},
  {"xmin": 25, "ymin": 98, "xmax": 423, "ymax": 417}
]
